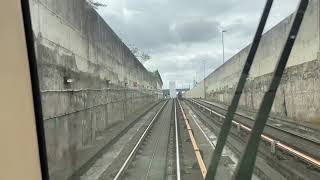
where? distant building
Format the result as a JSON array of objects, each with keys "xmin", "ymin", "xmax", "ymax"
[{"xmin": 169, "ymin": 81, "xmax": 176, "ymax": 98}]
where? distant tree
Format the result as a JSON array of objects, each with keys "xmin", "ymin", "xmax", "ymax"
[
  {"xmin": 130, "ymin": 47, "xmax": 140, "ymax": 56},
  {"xmin": 140, "ymin": 53, "xmax": 151, "ymax": 62},
  {"xmin": 129, "ymin": 45, "xmax": 151, "ymax": 63},
  {"xmin": 87, "ymin": 0, "xmax": 107, "ymax": 9}
]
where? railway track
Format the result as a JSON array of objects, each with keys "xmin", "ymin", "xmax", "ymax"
[
  {"xmin": 185, "ymin": 98, "xmax": 320, "ymax": 179},
  {"xmin": 75, "ymin": 97, "xmax": 319, "ymax": 180},
  {"xmin": 180, "ymin": 100, "xmax": 262, "ymax": 179},
  {"xmin": 190, "ymin": 98, "xmax": 320, "ymax": 167},
  {"xmin": 196, "ymin": 98, "xmax": 320, "ymax": 145},
  {"xmin": 112, "ymin": 99, "xmax": 207, "ymax": 180},
  {"xmin": 113, "ymin": 100, "xmax": 179, "ymax": 180},
  {"xmin": 76, "ymin": 99, "xmax": 205, "ymax": 180},
  {"xmin": 176, "ymin": 99, "xmax": 206, "ymax": 179},
  {"xmin": 72, "ymin": 100, "xmax": 166, "ymax": 180}
]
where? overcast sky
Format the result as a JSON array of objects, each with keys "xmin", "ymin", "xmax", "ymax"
[{"xmin": 97, "ymin": 0, "xmax": 299, "ymax": 89}]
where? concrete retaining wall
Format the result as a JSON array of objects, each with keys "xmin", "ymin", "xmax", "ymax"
[
  {"xmin": 29, "ymin": 0, "xmax": 162, "ymax": 179},
  {"xmin": 186, "ymin": 0, "xmax": 320, "ymax": 123}
]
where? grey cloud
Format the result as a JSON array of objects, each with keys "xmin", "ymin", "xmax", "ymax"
[
  {"xmin": 148, "ymin": 54, "xmax": 219, "ymax": 74},
  {"xmin": 225, "ymin": 20, "xmax": 256, "ymax": 37},
  {"xmin": 99, "ymin": 0, "xmax": 298, "ymax": 88},
  {"xmin": 146, "ymin": 53, "xmax": 221, "ymax": 88},
  {"xmin": 99, "ymin": 0, "xmax": 241, "ymax": 50},
  {"xmin": 102, "ymin": 13, "xmax": 177, "ymax": 49},
  {"xmin": 173, "ymin": 19, "xmax": 220, "ymax": 43}
]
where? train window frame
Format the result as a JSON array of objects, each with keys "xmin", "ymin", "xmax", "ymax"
[
  {"xmin": 1, "ymin": 1, "xmax": 314, "ymax": 180},
  {"xmin": 0, "ymin": 0, "xmax": 49, "ymax": 179},
  {"xmin": 21, "ymin": 0, "xmax": 50, "ymax": 179}
]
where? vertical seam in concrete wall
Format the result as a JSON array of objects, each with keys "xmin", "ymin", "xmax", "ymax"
[
  {"xmin": 37, "ymin": 0, "xmax": 40, "ymax": 34},
  {"xmin": 318, "ymin": 0, "xmax": 320, "ymax": 55}
]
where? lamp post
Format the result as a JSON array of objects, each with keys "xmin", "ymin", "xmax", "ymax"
[
  {"xmin": 203, "ymin": 60, "xmax": 206, "ymax": 99},
  {"xmin": 222, "ymin": 30, "xmax": 227, "ymax": 64}
]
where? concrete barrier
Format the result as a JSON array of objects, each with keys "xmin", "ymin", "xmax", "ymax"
[
  {"xmin": 186, "ymin": 0, "xmax": 320, "ymax": 123},
  {"xmin": 28, "ymin": 0, "xmax": 163, "ymax": 179}
]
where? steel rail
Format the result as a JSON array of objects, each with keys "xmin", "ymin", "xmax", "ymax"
[
  {"xmin": 197, "ymin": 98, "xmax": 320, "ymax": 145},
  {"xmin": 198, "ymin": 98, "xmax": 314, "ymax": 129},
  {"xmin": 113, "ymin": 100, "xmax": 168, "ymax": 180},
  {"xmin": 188, "ymin": 99, "xmax": 320, "ymax": 170},
  {"xmin": 177, "ymin": 99, "xmax": 207, "ymax": 178},
  {"xmin": 174, "ymin": 100, "xmax": 181, "ymax": 180},
  {"xmin": 144, "ymin": 102, "xmax": 172, "ymax": 180},
  {"xmin": 69, "ymin": 100, "xmax": 164, "ymax": 179}
]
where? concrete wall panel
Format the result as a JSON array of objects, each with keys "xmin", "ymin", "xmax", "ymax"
[
  {"xmin": 186, "ymin": 0, "xmax": 320, "ymax": 123},
  {"xmin": 29, "ymin": 0, "xmax": 163, "ymax": 179}
]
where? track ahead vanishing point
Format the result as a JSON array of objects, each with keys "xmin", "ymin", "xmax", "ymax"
[{"xmin": 113, "ymin": 99, "xmax": 205, "ymax": 180}]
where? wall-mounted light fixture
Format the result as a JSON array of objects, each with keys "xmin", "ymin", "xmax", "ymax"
[
  {"xmin": 64, "ymin": 76, "xmax": 74, "ymax": 84},
  {"xmin": 66, "ymin": 78, "xmax": 74, "ymax": 83},
  {"xmin": 106, "ymin": 80, "xmax": 110, "ymax": 87}
]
